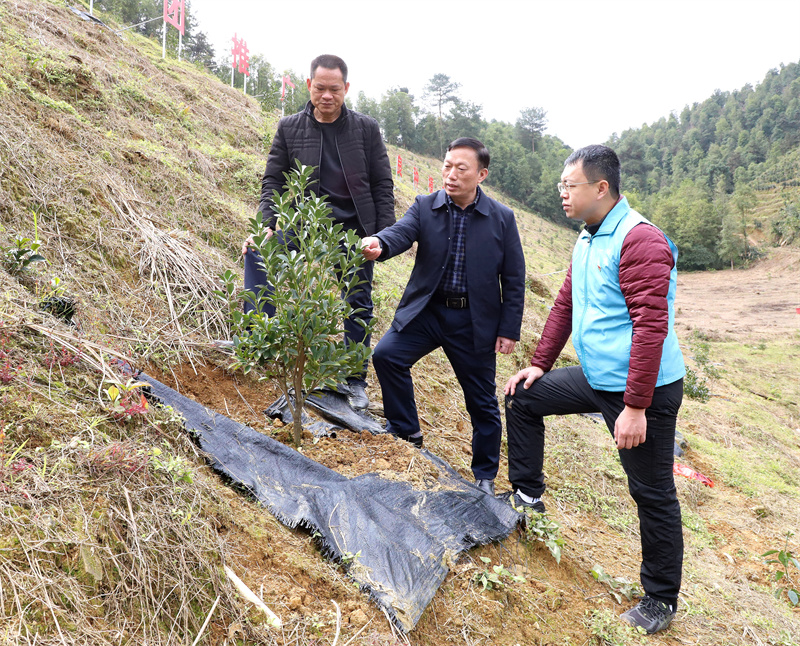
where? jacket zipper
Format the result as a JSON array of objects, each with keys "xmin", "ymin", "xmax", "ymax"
[
  {"xmin": 575, "ymin": 233, "xmax": 592, "ymax": 366},
  {"xmin": 334, "ymin": 131, "xmax": 365, "ymax": 233}
]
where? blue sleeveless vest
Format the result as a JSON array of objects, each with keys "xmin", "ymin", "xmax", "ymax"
[{"xmin": 571, "ymin": 197, "xmax": 685, "ymax": 392}]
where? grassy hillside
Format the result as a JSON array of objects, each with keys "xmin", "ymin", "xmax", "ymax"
[{"xmin": 1, "ymin": 2, "xmax": 799, "ymax": 645}]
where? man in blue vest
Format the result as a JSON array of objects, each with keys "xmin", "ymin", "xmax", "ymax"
[
  {"xmin": 361, "ymin": 137, "xmax": 525, "ymax": 495},
  {"xmin": 504, "ymin": 145, "xmax": 685, "ymax": 634}
]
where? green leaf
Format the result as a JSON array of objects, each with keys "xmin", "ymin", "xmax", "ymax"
[{"xmin": 547, "ymin": 541, "xmax": 562, "ymax": 564}]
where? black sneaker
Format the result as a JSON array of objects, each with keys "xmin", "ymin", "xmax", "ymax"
[
  {"xmin": 499, "ymin": 490, "xmax": 545, "ymax": 514},
  {"xmin": 620, "ymin": 596, "xmax": 676, "ymax": 634},
  {"xmin": 475, "ymin": 479, "xmax": 495, "ymax": 496}
]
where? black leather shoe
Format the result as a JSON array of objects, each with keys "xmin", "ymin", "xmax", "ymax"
[
  {"xmin": 475, "ymin": 479, "xmax": 495, "ymax": 496},
  {"xmin": 391, "ymin": 432, "xmax": 423, "ymax": 448},
  {"xmin": 347, "ymin": 383, "xmax": 369, "ymax": 410}
]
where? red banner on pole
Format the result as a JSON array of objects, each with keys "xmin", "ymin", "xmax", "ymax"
[
  {"xmin": 428, "ymin": 176, "xmax": 434, "ymax": 193},
  {"xmin": 163, "ymin": 0, "xmax": 185, "ymax": 35},
  {"xmin": 397, "ymin": 155, "xmax": 403, "ymax": 177},
  {"xmin": 231, "ymin": 35, "xmax": 250, "ymax": 76},
  {"xmin": 413, "ymin": 167, "xmax": 419, "ymax": 190},
  {"xmin": 281, "ymin": 75, "xmax": 295, "ymax": 100},
  {"xmin": 231, "ymin": 34, "xmax": 240, "ymax": 70}
]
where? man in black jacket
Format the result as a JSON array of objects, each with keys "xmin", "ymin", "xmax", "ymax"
[
  {"xmin": 361, "ymin": 138, "xmax": 525, "ymax": 494},
  {"xmin": 242, "ymin": 54, "xmax": 395, "ymax": 409}
]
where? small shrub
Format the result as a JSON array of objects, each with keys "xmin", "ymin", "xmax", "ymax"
[
  {"xmin": 149, "ymin": 446, "xmax": 193, "ymax": 484},
  {"xmin": 105, "ymin": 378, "xmax": 149, "ymax": 421},
  {"xmin": 217, "ymin": 163, "xmax": 371, "ymax": 446},
  {"xmin": 591, "ymin": 565, "xmax": 642, "ymax": 604},
  {"xmin": 690, "ymin": 332, "xmax": 721, "ymax": 379},
  {"xmin": 44, "ymin": 340, "xmax": 83, "ymax": 368},
  {"xmin": 472, "ymin": 556, "xmax": 526, "ymax": 591},
  {"xmin": 1, "ymin": 235, "xmax": 46, "ymax": 275},
  {"xmin": 684, "ymin": 367, "xmax": 710, "ymax": 402},
  {"xmin": 523, "ymin": 510, "xmax": 565, "ymax": 563},
  {"xmin": 761, "ymin": 532, "xmax": 800, "ymax": 607},
  {"xmin": 586, "ymin": 609, "xmax": 647, "ymax": 645}
]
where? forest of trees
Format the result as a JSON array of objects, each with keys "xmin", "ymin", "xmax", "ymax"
[
  {"xmin": 92, "ymin": 0, "xmax": 800, "ymax": 271},
  {"xmin": 612, "ymin": 62, "xmax": 800, "ymax": 269},
  {"xmin": 352, "ymin": 77, "xmax": 572, "ymax": 226}
]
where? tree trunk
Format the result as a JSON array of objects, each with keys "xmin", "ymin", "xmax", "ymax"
[{"xmin": 291, "ymin": 343, "xmax": 306, "ymax": 446}]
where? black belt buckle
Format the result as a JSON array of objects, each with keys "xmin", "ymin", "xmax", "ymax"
[{"xmin": 445, "ymin": 296, "xmax": 468, "ymax": 309}]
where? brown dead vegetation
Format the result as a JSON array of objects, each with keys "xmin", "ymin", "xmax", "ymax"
[{"xmin": 1, "ymin": 1, "xmax": 799, "ymax": 645}]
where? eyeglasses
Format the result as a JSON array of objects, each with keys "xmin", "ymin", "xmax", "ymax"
[{"xmin": 557, "ymin": 181, "xmax": 599, "ymax": 194}]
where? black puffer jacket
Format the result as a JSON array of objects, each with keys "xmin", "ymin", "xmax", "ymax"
[{"xmin": 258, "ymin": 102, "xmax": 395, "ymax": 235}]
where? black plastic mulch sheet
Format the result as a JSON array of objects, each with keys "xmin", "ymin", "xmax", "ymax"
[
  {"xmin": 139, "ymin": 373, "xmax": 521, "ymax": 632},
  {"xmin": 264, "ymin": 394, "xmax": 342, "ymax": 439},
  {"xmin": 305, "ymin": 389, "xmax": 389, "ymax": 435},
  {"xmin": 264, "ymin": 389, "xmax": 388, "ymax": 439}
]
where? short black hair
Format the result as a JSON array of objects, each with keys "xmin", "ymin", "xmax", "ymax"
[
  {"xmin": 564, "ymin": 145, "xmax": 620, "ymax": 197},
  {"xmin": 447, "ymin": 137, "xmax": 490, "ymax": 170},
  {"xmin": 310, "ymin": 55, "xmax": 348, "ymax": 83}
]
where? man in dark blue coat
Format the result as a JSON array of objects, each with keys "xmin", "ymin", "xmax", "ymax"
[{"xmin": 361, "ymin": 137, "xmax": 525, "ymax": 494}]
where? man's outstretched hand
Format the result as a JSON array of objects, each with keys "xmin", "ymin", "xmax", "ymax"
[{"xmin": 360, "ymin": 237, "xmax": 382, "ymax": 261}]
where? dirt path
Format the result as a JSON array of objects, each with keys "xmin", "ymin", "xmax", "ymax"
[{"xmin": 675, "ymin": 246, "xmax": 800, "ymax": 340}]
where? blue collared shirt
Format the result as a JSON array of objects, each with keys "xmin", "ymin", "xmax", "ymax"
[{"xmin": 438, "ymin": 187, "xmax": 482, "ymax": 295}]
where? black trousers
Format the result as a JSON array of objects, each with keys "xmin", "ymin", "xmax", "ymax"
[
  {"xmin": 242, "ymin": 230, "xmax": 374, "ymax": 387},
  {"xmin": 505, "ymin": 365, "xmax": 684, "ymax": 607},
  {"xmin": 372, "ymin": 303, "xmax": 502, "ymax": 480}
]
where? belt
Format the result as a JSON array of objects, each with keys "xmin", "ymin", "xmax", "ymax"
[{"xmin": 433, "ymin": 293, "xmax": 469, "ymax": 309}]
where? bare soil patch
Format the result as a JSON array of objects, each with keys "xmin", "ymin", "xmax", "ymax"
[{"xmin": 676, "ymin": 246, "xmax": 800, "ymax": 340}]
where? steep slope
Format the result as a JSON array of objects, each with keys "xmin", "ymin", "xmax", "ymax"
[{"xmin": 1, "ymin": 2, "xmax": 799, "ymax": 646}]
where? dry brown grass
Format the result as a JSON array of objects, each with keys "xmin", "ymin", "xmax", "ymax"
[{"xmin": 1, "ymin": 1, "xmax": 800, "ymax": 645}]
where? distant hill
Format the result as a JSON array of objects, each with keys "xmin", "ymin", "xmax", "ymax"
[
  {"xmin": 610, "ymin": 62, "xmax": 800, "ymax": 269},
  {"xmin": 1, "ymin": 3, "xmax": 799, "ymax": 646}
]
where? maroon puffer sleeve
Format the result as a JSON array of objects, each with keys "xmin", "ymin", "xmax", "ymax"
[
  {"xmin": 531, "ymin": 264, "xmax": 573, "ymax": 372},
  {"xmin": 619, "ymin": 223, "xmax": 675, "ymax": 409}
]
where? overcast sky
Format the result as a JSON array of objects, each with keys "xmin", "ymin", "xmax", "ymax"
[{"xmin": 187, "ymin": 0, "xmax": 800, "ymax": 149}]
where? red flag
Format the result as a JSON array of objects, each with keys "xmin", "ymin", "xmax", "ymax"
[
  {"xmin": 428, "ymin": 176, "xmax": 434, "ymax": 193},
  {"xmin": 231, "ymin": 35, "xmax": 250, "ymax": 76},
  {"xmin": 281, "ymin": 75, "xmax": 296, "ymax": 100},
  {"xmin": 231, "ymin": 35, "xmax": 240, "ymax": 68},
  {"xmin": 238, "ymin": 43, "xmax": 250, "ymax": 76},
  {"xmin": 397, "ymin": 155, "xmax": 403, "ymax": 177},
  {"xmin": 413, "ymin": 167, "xmax": 419, "ymax": 190},
  {"xmin": 163, "ymin": 0, "xmax": 185, "ymax": 35}
]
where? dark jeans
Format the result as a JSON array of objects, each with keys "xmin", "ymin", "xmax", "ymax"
[
  {"xmin": 242, "ymin": 230, "xmax": 374, "ymax": 387},
  {"xmin": 505, "ymin": 365, "xmax": 684, "ymax": 607},
  {"xmin": 372, "ymin": 303, "xmax": 502, "ymax": 480}
]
